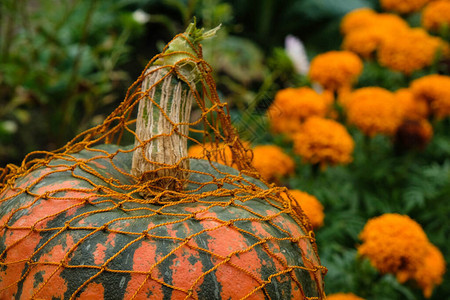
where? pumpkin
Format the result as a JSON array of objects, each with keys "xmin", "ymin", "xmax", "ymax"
[{"xmin": 0, "ymin": 22, "xmax": 326, "ymax": 299}]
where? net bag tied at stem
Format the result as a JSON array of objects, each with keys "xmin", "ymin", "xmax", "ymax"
[{"xmin": 0, "ymin": 21, "xmax": 326, "ymax": 300}]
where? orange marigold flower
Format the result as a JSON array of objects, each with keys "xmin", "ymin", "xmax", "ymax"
[
  {"xmin": 292, "ymin": 117, "xmax": 354, "ymax": 167},
  {"xmin": 395, "ymin": 118, "xmax": 433, "ymax": 151},
  {"xmin": 411, "ymin": 74, "xmax": 450, "ymax": 119},
  {"xmin": 394, "ymin": 88, "xmax": 429, "ymax": 120},
  {"xmin": 252, "ymin": 145, "xmax": 295, "ymax": 182},
  {"xmin": 376, "ymin": 12, "xmax": 411, "ymax": 30},
  {"xmin": 346, "ymin": 87, "xmax": 403, "ymax": 137},
  {"xmin": 422, "ymin": 0, "xmax": 450, "ymax": 31},
  {"xmin": 188, "ymin": 142, "xmax": 251, "ymax": 167},
  {"xmin": 189, "ymin": 143, "xmax": 216, "ymax": 156},
  {"xmin": 327, "ymin": 293, "xmax": 365, "ymax": 300},
  {"xmin": 268, "ymin": 87, "xmax": 329, "ymax": 136},
  {"xmin": 413, "ymin": 243, "xmax": 446, "ymax": 298},
  {"xmin": 378, "ymin": 28, "xmax": 447, "ymax": 74},
  {"xmin": 380, "ymin": 0, "xmax": 431, "ymax": 14},
  {"xmin": 188, "ymin": 142, "xmax": 232, "ymax": 166},
  {"xmin": 309, "ymin": 51, "xmax": 363, "ymax": 91},
  {"xmin": 269, "ymin": 118, "xmax": 303, "ymax": 137},
  {"xmin": 321, "ymin": 89, "xmax": 335, "ymax": 107},
  {"xmin": 343, "ymin": 26, "xmax": 389, "ymax": 59},
  {"xmin": 336, "ymin": 85, "xmax": 353, "ymax": 108},
  {"xmin": 283, "ymin": 189, "xmax": 324, "ymax": 229},
  {"xmin": 341, "ymin": 9, "xmax": 409, "ymax": 35},
  {"xmin": 342, "ymin": 14, "xmax": 409, "ymax": 58},
  {"xmin": 268, "ymin": 87, "xmax": 329, "ymax": 119},
  {"xmin": 358, "ymin": 214, "xmax": 429, "ymax": 277},
  {"xmin": 340, "ymin": 8, "xmax": 378, "ymax": 35}
]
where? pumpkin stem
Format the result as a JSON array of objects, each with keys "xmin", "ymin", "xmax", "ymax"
[{"xmin": 131, "ymin": 20, "xmax": 220, "ymax": 196}]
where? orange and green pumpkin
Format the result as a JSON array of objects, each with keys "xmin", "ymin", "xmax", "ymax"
[
  {"xmin": 0, "ymin": 22, "xmax": 326, "ymax": 299},
  {"xmin": 0, "ymin": 145, "xmax": 325, "ymax": 299}
]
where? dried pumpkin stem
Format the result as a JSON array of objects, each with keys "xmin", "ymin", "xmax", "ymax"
[
  {"xmin": 131, "ymin": 21, "xmax": 220, "ymax": 195},
  {"xmin": 131, "ymin": 68, "xmax": 193, "ymax": 193}
]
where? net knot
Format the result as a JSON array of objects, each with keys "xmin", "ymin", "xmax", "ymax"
[
  {"xmin": 308, "ymin": 231, "xmax": 316, "ymax": 242},
  {"xmin": 41, "ymin": 191, "xmax": 51, "ymax": 199}
]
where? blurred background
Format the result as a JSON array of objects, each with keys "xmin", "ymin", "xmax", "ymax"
[
  {"xmin": 1, "ymin": 0, "xmax": 449, "ymax": 299},
  {"xmin": 0, "ymin": 0, "xmax": 379, "ymax": 165}
]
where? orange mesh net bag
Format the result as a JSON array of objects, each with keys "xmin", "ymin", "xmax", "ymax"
[{"xmin": 0, "ymin": 22, "xmax": 326, "ymax": 300}]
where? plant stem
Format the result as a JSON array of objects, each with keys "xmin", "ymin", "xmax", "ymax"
[
  {"xmin": 131, "ymin": 21, "xmax": 220, "ymax": 196},
  {"xmin": 131, "ymin": 67, "xmax": 194, "ymax": 194}
]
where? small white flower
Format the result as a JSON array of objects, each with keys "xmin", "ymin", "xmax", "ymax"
[
  {"xmin": 285, "ymin": 35, "xmax": 309, "ymax": 76},
  {"xmin": 132, "ymin": 9, "xmax": 150, "ymax": 24}
]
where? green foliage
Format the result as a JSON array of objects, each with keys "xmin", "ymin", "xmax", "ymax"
[
  {"xmin": 321, "ymin": 249, "xmax": 418, "ymax": 300},
  {"xmin": 0, "ymin": 0, "xmax": 145, "ymax": 165}
]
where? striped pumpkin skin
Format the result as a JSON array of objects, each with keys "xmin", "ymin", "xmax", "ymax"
[{"xmin": 0, "ymin": 144, "xmax": 324, "ymax": 299}]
